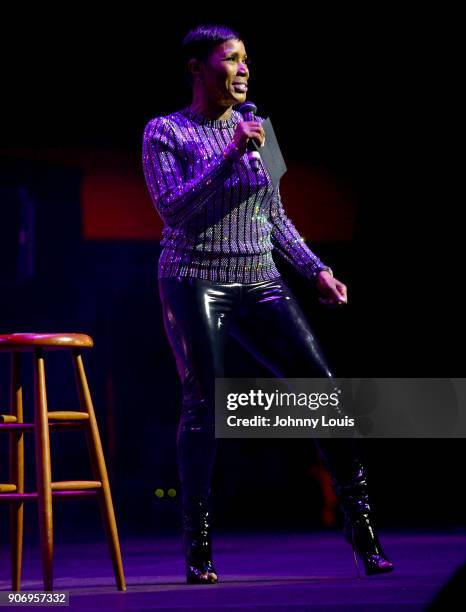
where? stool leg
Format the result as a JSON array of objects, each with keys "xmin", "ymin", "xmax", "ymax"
[
  {"xmin": 9, "ymin": 353, "xmax": 24, "ymax": 591},
  {"xmin": 33, "ymin": 348, "xmax": 54, "ymax": 592},
  {"xmin": 72, "ymin": 350, "xmax": 126, "ymax": 591}
]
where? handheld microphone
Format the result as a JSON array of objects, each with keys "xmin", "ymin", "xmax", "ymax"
[{"xmin": 238, "ymin": 101, "xmax": 261, "ymax": 172}]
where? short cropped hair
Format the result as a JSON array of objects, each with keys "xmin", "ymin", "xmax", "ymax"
[{"xmin": 182, "ymin": 24, "xmax": 243, "ymax": 84}]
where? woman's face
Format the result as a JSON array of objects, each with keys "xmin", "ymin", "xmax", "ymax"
[{"xmin": 198, "ymin": 38, "xmax": 250, "ymax": 107}]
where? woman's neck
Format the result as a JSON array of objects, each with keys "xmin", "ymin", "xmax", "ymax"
[{"xmin": 188, "ymin": 95, "xmax": 233, "ymax": 121}]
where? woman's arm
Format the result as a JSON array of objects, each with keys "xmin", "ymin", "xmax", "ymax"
[
  {"xmin": 142, "ymin": 116, "xmax": 237, "ymax": 228},
  {"xmin": 268, "ymin": 184, "xmax": 331, "ymax": 281}
]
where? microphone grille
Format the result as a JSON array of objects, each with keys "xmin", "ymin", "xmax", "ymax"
[{"xmin": 238, "ymin": 101, "xmax": 257, "ymax": 116}]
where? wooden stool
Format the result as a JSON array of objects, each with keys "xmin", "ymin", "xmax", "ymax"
[{"xmin": 0, "ymin": 333, "xmax": 126, "ymax": 592}]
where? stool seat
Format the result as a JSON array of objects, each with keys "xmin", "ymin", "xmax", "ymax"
[{"xmin": 0, "ymin": 333, "xmax": 94, "ymax": 351}]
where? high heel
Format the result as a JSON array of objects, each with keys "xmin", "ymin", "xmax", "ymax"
[
  {"xmin": 183, "ymin": 498, "xmax": 218, "ymax": 584},
  {"xmin": 344, "ymin": 514, "xmax": 394, "ymax": 577},
  {"xmin": 315, "ymin": 439, "xmax": 395, "ymax": 578},
  {"xmin": 336, "ymin": 461, "xmax": 394, "ymax": 577}
]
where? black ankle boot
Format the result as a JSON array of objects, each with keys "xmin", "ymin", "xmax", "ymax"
[
  {"xmin": 183, "ymin": 498, "xmax": 218, "ymax": 584},
  {"xmin": 335, "ymin": 461, "xmax": 394, "ymax": 577}
]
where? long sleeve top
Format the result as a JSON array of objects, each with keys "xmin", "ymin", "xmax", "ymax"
[{"xmin": 142, "ymin": 106, "xmax": 329, "ymax": 284}]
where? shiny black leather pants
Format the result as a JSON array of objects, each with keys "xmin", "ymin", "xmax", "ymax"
[{"xmin": 158, "ymin": 276, "xmax": 362, "ymax": 509}]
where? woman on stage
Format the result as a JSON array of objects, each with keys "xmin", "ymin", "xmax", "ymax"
[{"xmin": 142, "ymin": 23, "xmax": 394, "ymax": 584}]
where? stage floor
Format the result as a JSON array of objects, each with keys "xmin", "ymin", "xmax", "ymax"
[{"xmin": 1, "ymin": 530, "xmax": 465, "ymax": 610}]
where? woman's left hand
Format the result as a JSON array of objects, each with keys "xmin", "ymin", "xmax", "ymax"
[{"xmin": 315, "ymin": 270, "xmax": 348, "ymax": 307}]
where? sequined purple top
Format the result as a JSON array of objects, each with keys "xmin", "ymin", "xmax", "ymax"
[{"xmin": 142, "ymin": 106, "xmax": 329, "ymax": 283}]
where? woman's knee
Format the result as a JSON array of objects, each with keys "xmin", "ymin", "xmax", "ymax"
[{"xmin": 180, "ymin": 379, "xmax": 216, "ymax": 432}]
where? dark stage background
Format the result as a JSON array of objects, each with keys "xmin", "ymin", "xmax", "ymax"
[{"xmin": 0, "ymin": 7, "xmax": 462, "ymax": 542}]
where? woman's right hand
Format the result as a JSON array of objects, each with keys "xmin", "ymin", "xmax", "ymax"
[{"xmin": 232, "ymin": 121, "xmax": 266, "ymax": 155}]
